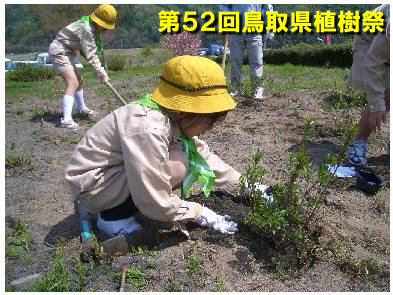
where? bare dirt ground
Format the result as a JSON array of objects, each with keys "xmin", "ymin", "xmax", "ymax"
[{"xmin": 5, "ymin": 74, "xmax": 390, "ymax": 291}]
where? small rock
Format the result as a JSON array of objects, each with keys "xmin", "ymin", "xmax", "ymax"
[
  {"xmin": 323, "ymin": 194, "xmax": 343, "ymax": 209},
  {"xmin": 190, "ymin": 228, "xmax": 204, "ymax": 240},
  {"xmin": 324, "ymin": 195, "xmax": 334, "ymax": 206},
  {"xmin": 11, "ymin": 273, "xmax": 43, "ymax": 290}
]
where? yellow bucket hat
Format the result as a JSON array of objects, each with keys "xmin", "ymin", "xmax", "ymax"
[
  {"xmin": 152, "ymin": 55, "xmax": 236, "ymax": 113},
  {"xmin": 90, "ymin": 4, "xmax": 117, "ymax": 30}
]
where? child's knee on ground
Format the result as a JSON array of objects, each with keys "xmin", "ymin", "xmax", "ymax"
[{"xmin": 168, "ymin": 150, "xmax": 189, "ymax": 187}]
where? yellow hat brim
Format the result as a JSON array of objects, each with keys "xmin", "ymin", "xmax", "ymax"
[
  {"xmin": 152, "ymin": 80, "xmax": 236, "ymax": 114},
  {"xmin": 90, "ymin": 13, "xmax": 115, "ymax": 30}
]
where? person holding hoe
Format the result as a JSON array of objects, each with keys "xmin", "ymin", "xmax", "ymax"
[
  {"xmin": 347, "ymin": 4, "xmax": 390, "ymax": 166},
  {"xmin": 66, "ymin": 56, "xmax": 249, "ymax": 239},
  {"xmin": 49, "ymin": 4, "xmax": 117, "ymax": 130}
]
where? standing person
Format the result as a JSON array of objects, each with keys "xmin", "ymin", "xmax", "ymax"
[
  {"xmin": 49, "ymin": 4, "xmax": 117, "ymax": 130},
  {"xmin": 66, "ymin": 56, "xmax": 243, "ymax": 238},
  {"xmin": 263, "ymin": 4, "xmax": 274, "ymax": 50},
  {"xmin": 220, "ymin": 4, "xmax": 272, "ymax": 100},
  {"xmin": 347, "ymin": 4, "xmax": 390, "ymax": 166}
]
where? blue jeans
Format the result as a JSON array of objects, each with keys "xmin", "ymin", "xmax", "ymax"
[{"xmin": 229, "ymin": 34, "xmax": 264, "ymax": 95}]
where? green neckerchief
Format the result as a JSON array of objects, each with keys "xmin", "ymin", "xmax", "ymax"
[
  {"xmin": 78, "ymin": 16, "xmax": 102, "ymax": 56},
  {"xmin": 132, "ymin": 94, "xmax": 216, "ymax": 198}
]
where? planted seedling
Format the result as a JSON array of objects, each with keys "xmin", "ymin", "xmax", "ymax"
[{"xmin": 239, "ymin": 116, "xmax": 358, "ymax": 273}]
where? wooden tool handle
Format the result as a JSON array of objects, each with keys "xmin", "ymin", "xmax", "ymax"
[
  {"xmin": 222, "ymin": 34, "xmax": 229, "ymax": 71},
  {"xmin": 119, "ymin": 265, "xmax": 127, "ymax": 292},
  {"xmin": 106, "ymin": 82, "xmax": 128, "ymax": 106}
]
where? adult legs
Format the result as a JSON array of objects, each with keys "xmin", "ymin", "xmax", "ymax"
[
  {"xmin": 246, "ymin": 34, "xmax": 264, "ymax": 99},
  {"xmin": 348, "ymin": 88, "xmax": 390, "ymax": 165},
  {"xmin": 229, "ymin": 35, "xmax": 245, "ymax": 95}
]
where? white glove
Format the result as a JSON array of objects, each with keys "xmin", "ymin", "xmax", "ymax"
[
  {"xmin": 197, "ymin": 207, "xmax": 238, "ymax": 234},
  {"xmin": 244, "ymin": 182, "xmax": 274, "ymax": 205}
]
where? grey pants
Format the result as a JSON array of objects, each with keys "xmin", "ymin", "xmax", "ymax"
[{"xmin": 229, "ymin": 34, "xmax": 264, "ymax": 94}]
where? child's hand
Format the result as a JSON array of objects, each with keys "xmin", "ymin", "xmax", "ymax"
[
  {"xmin": 101, "ymin": 75, "xmax": 110, "ymax": 85},
  {"xmin": 197, "ymin": 207, "xmax": 238, "ymax": 234}
]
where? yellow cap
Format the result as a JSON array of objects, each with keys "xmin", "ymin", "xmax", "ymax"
[
  {"xmin": 152, "ymin": 56, "xmax": 236, "ymax": 113},
  {"xmin": 90, "ymin": 4, "xmax": 117, "ymax": 30}
]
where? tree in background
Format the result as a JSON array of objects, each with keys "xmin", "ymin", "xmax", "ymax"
[
  {"xmin": 160, "ymin": 31, "xmax": 202, "ymax": 56},
  {"xmin": 29, "ymin": 4, "xmax": 94, "ymax": 33}
]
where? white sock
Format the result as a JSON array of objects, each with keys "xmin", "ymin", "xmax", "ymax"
[
  {"xmin": 75, "ymin": 89, "xmax": 86, "ymax": 111},
  {"xmin": 62, "ymin": 95, "xmax": 74, "ymax": 122}
]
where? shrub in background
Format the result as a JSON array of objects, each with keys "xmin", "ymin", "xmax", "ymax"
[
  {"xmin": 160, "ymin": 31, "xmax": 202, "ymax": 56},
  {"xmin": 141, "ymin": 47, "xmax": 153, "ymax": 57},
  {"xmin": 7, "ymin": 64, "xmax": 56, "ymax": 82},
  {"xmin": 263, "ymin": 42, "xmax": 353, "ymax": 68},
  {"xmin": 106, "ymin": 55, "xmax": 126, "ymax": 71}
]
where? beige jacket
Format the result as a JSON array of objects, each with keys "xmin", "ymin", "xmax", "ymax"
[
  {"xmin": 65, "ymin": 104, "xmax": 241, "ymax": 222},
  {"xmin": 348, "ymin": 4, "xmax": 390, "ymax": 112},
  {"xmin": 49, "ymin": 19, "xmax": 107, "ymax": 77}
]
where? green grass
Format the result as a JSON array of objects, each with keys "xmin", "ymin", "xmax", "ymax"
[
  {"xmin": 6, "ymin": 219, "xmax": 33, "ymax": 261},
  {"xmin": 5, "ymin": 153, "xmax": 32, "ymax": 169},
  {"xmin": 9, "ymin": 140, "xmax": 16, "ymax": 150},
  {"xmin": 215, "ymin": 280, "xmax": 228, "ymax": 291},
  {"xmin": 32, "ymin": 251, "xmax": 71, "ymax": 292},
  {"xmin": 5, "ymin": 77, "xmax": 64, "ymax": 102},
  {"xmin": 270, "ymin": 64, "xmax": 347, "ymax": 91},
  {"xmin": 110, "ymin": 266, "xmax": 148, "ymax": 289},
  {"xmin": 6, "ymin": 55, "xmax": 348, "ymax": 107},
  {"xmin": 185, "ymin": 256, "xmax": 204, "ymax": 277},
  {"xmin": 5, "ymin": 244, "xmax": 21, "ymax": 260},
  {"xmin": 233, "ymin": 63, "xmax": 348, "ymax": 93}
]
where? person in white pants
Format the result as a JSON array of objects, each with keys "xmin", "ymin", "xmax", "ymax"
[
  {"xmin": 48, "ymin": 4, "xmax": 117, "ymax": 130},
  {"xmin": 220, "ymin": 4, "xmax": 273, "ymax": 100}
]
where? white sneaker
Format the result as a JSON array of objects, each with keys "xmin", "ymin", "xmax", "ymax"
[
  {"xmin": 254, "ymin": 87, "xmax": 264, "ymax": 100},
  {"xmin": 79, "ymin": 107, "xmax": 98, "ymax": 116},
  {"xmin": 97, "ymin": 214, "xmax": 142, "ymax": 238},
  {"xmin": 229, "ymin": 91, "xmax": 239, "ymax": 97},
  {"xmin": 348, "ymin": 139, "xmax": 367, "ymax": 166},
  {"xmin": 60, "ymin": 118, "xmax": 79, "ymax": 130}
]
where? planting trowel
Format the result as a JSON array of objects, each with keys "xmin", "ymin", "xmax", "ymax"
[
  {"xmin": 77, "ymin": 201, "xmax": 96, "ymax": 262},
  {"xmin": 100, "ymin": 225, "xmax": 159, "ymax": 257}
]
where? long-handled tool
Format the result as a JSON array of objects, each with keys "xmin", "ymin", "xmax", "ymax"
[
  {"xmin": 119, "ymin": 263, "xmax": 127, "ymax": 292},
  {"xmin": 221, "ymin": 34, "xmax": 229, "ymax": 71},
  {"xmin": 106, "ymin": 82, "xmax": 128, "ymax": 106}
]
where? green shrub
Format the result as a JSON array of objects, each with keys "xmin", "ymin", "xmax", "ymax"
[
  {"xmin": 240, "ymin": 117, "xmax": 358, "ymax": 270},
  {"xmin": 264, "ymin": 42, "xmax": 353, "ymax": 68},
  {"xmin": 323, "ymin": 86, "xmax": 367, "ymax": 111},
  {"xmin": 106, "ymin": 55, "xmax": 126, "ymax": 71},
  {"xmin": 7, "ymin": 65, "xmax": 56, "ymax": 82},
  {"xmin": 141, "ymin": 47, "xmax": 153, "ymax": 57}
]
